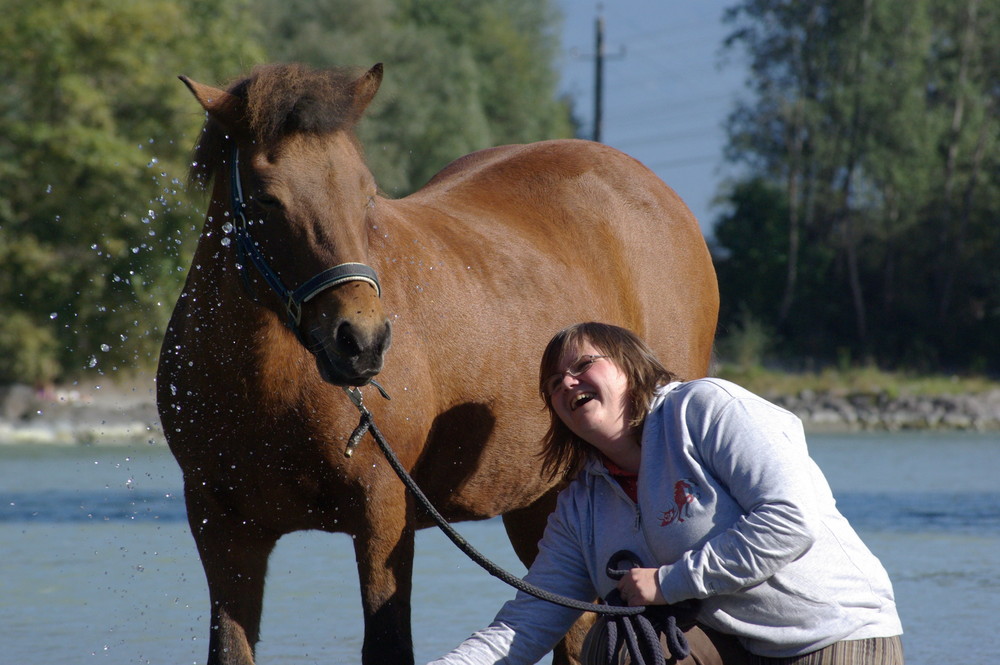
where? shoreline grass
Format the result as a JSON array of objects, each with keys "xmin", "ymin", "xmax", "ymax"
[{"xmin": 713, "ymin": 363, "xmax": 1000, "ymax": 399}]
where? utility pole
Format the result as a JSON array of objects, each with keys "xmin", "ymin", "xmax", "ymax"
[
  {"xmin": 593, "ymin": 13, "xmax": 605, "ymax": 143},
  {"xmin": 590, "ymin": 9, "xmax": 624, "ymax": 143}
]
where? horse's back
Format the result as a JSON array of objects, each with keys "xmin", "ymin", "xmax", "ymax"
[
  {"xmin": 411, "ymin": 139, "xmax": 704, "ymax": 253},
  {"xmin": 406, "ymin": 139, "xmax": 718, "ymax": 378},
  {"xmin": 417, "ymin": 139, "xmax": 651, "ymax": 199}
]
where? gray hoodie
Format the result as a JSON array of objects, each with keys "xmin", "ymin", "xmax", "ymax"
[{"xmin": 430, "ymin": 378, "xmax": 902, "ymax": 664}]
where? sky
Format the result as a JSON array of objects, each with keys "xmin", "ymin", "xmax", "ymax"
[{"xmin": 555, "ymin": 0, "xmax": 748, "ymax": 237}]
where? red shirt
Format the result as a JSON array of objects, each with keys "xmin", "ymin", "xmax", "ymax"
[{"xmin": 602, "ymin": 456, "xmax": 638, "ymax": 502}]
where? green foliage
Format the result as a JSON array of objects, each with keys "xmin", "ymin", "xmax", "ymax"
[
  {"xmin": 0, "ymin": 0, "xmax": 574, "ymax": 384},
  {"xmin": 0, "ymin": 314, "xmax": 61, "ymax": 385},
  {"xmin": 718, "ymin": 0, "xmax": 1000, "ymax": 372},
  {"xmin": 0, "ymin": 0, "xmax": 265, "ymax": 383},
  {"xmin": 715, "ymin": 307, "xmax": 775, "ymax": 371},
  {"xmin": 712, "ymin": 179, "xmax": 790, "ymax": 326},
  {"xmin": 251, "ymin": 0, "xmax": 574, "ymax": 195}
]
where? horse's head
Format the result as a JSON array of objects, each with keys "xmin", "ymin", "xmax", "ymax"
[{"xmin": 181, "ymin": 63, "xmax": 392, "ymax": 386}]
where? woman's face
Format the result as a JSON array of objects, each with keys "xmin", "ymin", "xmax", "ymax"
[{"xmin": 546, "ymin": 341, "xmax": 634, "ymax": 450}]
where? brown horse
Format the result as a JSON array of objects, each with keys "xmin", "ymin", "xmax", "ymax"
[{"xmin": 157, "ymin": 62, "xmax": 718, "ymax": 665}]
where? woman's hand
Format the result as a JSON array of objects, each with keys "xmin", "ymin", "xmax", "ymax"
[{"xmin": 616, "ymin": 568, "xmax": 666, "ymax": 606}]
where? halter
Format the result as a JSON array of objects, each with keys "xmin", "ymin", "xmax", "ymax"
[{"xmin": 227, "ymin": 146, "xmax": 382, "ymax": 335}]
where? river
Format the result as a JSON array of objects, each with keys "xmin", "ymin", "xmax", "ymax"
[{"xmin": 1, "ymin": 432, "xmax": 997, "ymax": 663}]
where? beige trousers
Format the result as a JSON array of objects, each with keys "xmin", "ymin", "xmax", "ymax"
[{"xmin": 745, "ymin": 637, "xmax": 904, "ymax": 665}]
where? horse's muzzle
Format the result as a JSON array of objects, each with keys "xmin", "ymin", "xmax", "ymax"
[{"xmin": 310, "ymin": 320, "xmax": 392, "ymax": 386}]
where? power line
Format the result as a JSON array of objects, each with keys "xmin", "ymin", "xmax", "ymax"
[
  {"xmin": 614, "ymin": 10, "xmax": 729, "ymax": 45},
  {"xmin": 646, "ymin": 154, "xmax": 721, "ymax": 170},
  {"xmin": 605, "ymin": 92, "xmax": 737, "ymax": 123},
  {"xmin": 612, "ymin": 127, "xmax": 722, "ymax": 150},
  {"xmin": 562, "ymin": 20, "xmax": 743, "ymax": 135}
]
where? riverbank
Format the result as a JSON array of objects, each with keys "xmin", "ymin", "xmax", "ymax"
[
  {"xmin": 0, "ymin": 380, "xmax": 160, "ymax": 445},
  {"xmin": 765, "ymin": 388, "xmax": 1000, "ymax": 432},
  {"xmin": 718, "ymin": 364, "xmax": 1000, "ymax": 432},
  {"xmin": 2, "ymin": 376, "xmax": 1000, "ymax": 445}
]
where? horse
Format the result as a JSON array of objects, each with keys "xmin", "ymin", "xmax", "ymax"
[{"xmin": 156, "ymin": 62, "xmax": 719, "ymax": 665}]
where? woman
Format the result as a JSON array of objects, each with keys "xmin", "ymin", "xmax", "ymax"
[{"xmin": 429, "ymin": 322, "xmax": 903, "ymax": 665}]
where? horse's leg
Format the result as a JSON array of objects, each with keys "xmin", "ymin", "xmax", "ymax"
[
  {"xmin": 502, "ymin": 490, "xmax": 595, "ymax": 665},
  {"xmin": 186, "ymin": 485, "xmax": 279, "ymax": 665},
  {"xmin": 353, "ymin": 484, "xmax": 416, "ymax": 665}
]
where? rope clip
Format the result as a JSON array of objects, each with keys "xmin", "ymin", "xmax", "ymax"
[{"xmin": 342, "ymin": 381, "xmax": 391, "ymax": 457}]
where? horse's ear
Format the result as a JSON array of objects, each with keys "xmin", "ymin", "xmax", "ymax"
[
  {"xmin": 349, "ymin": 63, "xmax": 383, "ymax": 121},
  {"xmin": 179, "ymin": 75, "xmax": 245, "ymax": 130}
]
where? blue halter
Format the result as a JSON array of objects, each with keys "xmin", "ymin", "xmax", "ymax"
[{"xmin": 227, "ymin": 146, "xmax": 382, "ymax": 333}]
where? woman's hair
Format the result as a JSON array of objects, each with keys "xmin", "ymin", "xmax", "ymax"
[{"xmin": 537, "ymin": 322, "xmax": 678, "ymax": 480}]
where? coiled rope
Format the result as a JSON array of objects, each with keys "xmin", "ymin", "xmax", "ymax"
[{"xmin": 602, "ymin": 550, "xmax": 696, "ymax": 665}]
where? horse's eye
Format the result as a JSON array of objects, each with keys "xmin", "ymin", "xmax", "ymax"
[{"xmin": 255, "ymin": 193, "xmax": 282, "ymax": 209}]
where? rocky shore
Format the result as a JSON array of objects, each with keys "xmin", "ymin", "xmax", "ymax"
[
  {"xmin": 2, "ymin": 380, "xmax": 1000, "ymax": 446},
  {"xmin": 766, "ymin": 388, "xmax": 1000, "ymax": 432},
  {"xmin": 0, "ymin": 381, "xmax": 161, "ymax": 446}
]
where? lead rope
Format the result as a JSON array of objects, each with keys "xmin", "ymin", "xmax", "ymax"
[
  {"xmin": 603, "ymin": 550, "xmax": 695, "ymax": 665},
  {"xmin": 342, "ymin": 386, "xmax": 643, "ymax": 618}
]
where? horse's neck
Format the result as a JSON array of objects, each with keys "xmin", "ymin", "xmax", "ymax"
[
  {"xmin": 184, "ymin": 286, "xmax": 314, "ymax": 405},
  {"xmin": 182, "ymin": 209, "xmax": 313, "ymax": 390},
  {"xmin": 369, "ymin": 198, "xmax": 440, "ymax": 256}
]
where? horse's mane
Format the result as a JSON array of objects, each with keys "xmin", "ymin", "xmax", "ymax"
[{"xmin": 190, "ymin": 63, "xmax": 364, "ymax": 189}]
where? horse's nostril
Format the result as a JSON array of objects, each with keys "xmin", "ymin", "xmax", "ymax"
[
  {"xmin": 335, "ymin": 322, "xmax": 361, "ymax": 356},
  {"xmin": 379, "ymin": 322, "xmax": 393, "ymax": 354}
]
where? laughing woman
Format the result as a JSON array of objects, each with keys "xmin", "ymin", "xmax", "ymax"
[{"xmin": 429, "ymin": 322, "xmax": 903, "ymax": 665}]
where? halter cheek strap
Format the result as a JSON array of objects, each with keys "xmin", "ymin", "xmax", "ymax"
[{"xmin": 228, "ymin": 146, "xmax": 381, "ymax": 330}]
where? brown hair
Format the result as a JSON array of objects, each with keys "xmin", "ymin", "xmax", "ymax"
[{"xmin": 537, "ymin": 322, "xmax": 678, "ymax": 480}]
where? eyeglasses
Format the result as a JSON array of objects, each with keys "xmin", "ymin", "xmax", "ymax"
[{"xmin": 543, "ymin": 355, "xmax": 609, "ymax": 396}]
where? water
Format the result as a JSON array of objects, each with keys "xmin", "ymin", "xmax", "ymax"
[{"xmin": 2, "ymin": 432, "xmax": 998, "ymax": 664}]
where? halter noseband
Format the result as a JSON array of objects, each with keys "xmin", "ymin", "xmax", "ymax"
[{"xmin": 228, "ymin": 146, "xmax": 381, "ymax": 333}]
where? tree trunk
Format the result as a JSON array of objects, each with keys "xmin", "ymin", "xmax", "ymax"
[
  {"xmin": 778, "ymin": 4, "xmax": 821, "ymax": 327},
  {"xmin": 938, "ymin": 0, "xmax": 982, "ymax": 321},
  {"xmin": 839, "ymin": 0, "xmax": 874, "ymax": 349}
]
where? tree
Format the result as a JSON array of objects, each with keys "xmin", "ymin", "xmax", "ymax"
[
  {"xmin": 0, "ymin": 0, "xmax": 265, "ymax": 383},
  {"xmin": 712, "ymin": 179, "xmax": 791, "ymax": 330},
  {"xmin": 925, "ymin": 0, "xmax": 998, "ymax": 322},
  {"xmin": 719, "ymin": 0, "xmax": 999, "ymax": 371},
  {"xmin": 712, "ymin": 177, "xmax": 840, "ymax": 361},
  {"xmin": 251, "ymin": 0, "xmax": 574, "ymax": 195},
  {"xmin": 0, "ymin": 0, "xmax": 577, "ymax": 384}
]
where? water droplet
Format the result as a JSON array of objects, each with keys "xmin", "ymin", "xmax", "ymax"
[
  {"xmin": 100, "ymin": 344, "xmax": 111, "ymax": 352},
  {"xmin": 49, "ymin": 312, "xmax": 58, "ymax": 320}
]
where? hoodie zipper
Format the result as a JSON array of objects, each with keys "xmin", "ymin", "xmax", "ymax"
[
  {"xmin": 593, "ymin": 465, "xmax": 642, "ymax": 531},
  {"xmin": 595, "ymin": 464, "xmax": 666, "ymax": 566}
]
